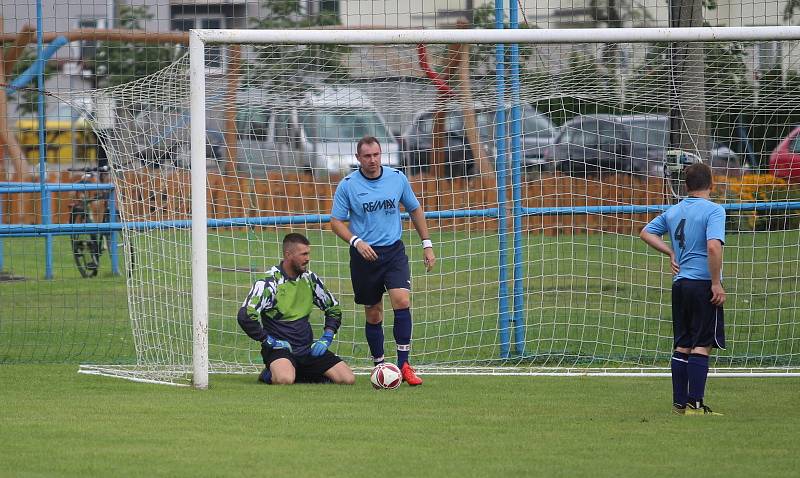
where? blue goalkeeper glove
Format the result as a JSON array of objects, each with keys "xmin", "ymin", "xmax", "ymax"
[
  {"xmin": 262, "ymin": 335, "xmax": 292, "ymax": 353},
  {"xmin": 310, "ymin": 330, "xmax": 334, "ymax": 357}
]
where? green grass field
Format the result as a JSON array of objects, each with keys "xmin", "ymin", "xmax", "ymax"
[
  {"xmin": 1, "ymin": 365, "xmax": 798, "ymax": 477},
  {"xmin": 1, "ymin": 230, "xmax": 800, "ymax": 476}
]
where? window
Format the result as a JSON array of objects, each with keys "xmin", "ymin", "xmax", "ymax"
[
  {"xmin": 73, "ymin": 18, "xmax": 106, "ymax": 63},
  {"xmin": 236, "ymin": 106, "xmax": 270, "ymax": 140},
  {"xmin": 756, "ymin": 41, "xmax": 783, "ymax": 72},
  {"xmin": 319, "ymin": 1, "xmax": 340, "ymax": 16},
  {"xmin": 596, "ymin": 121, "xmax": 625, "ymax": 146},
  {"xmin": 307, "ymin": 0, "xmax": 339, "ymax": 19},
  {"xmin": 300, "ymin": 108, "xmax": 391, "ymax": 143},
  {"xmin": 566, "ymin": 121, "xmax": 598, "ymax": 145},
  {"xmin": 790, "ymin": 134, "xmax": 800, "ymax": 154},
  {"xmin": 274, "ymin": 112, "xmax": 291, "ymax": 145},
  {"xmin": 625, "ymin": 118, "xmax": 668, "ymax": 148},
  {"xmin": 416, "ymin": 114, "xmax": 434, "ymax": 135},
  {"xmin": 171, "ymin": 15, "xmax": 225, "ymax": 70}
]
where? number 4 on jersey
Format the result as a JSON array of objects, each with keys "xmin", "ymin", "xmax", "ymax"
[{"xmin": 675, "ymin": 218, "xmax": 686, "ymax": 249}]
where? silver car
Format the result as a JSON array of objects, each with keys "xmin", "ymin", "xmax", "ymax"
[{"xmin": 235, "ymin": 86, "xmax": 401, "ymax": 178}]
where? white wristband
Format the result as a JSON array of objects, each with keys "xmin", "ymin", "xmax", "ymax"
[
  {"xmin": 422, "ymin": 239, "xmax": 433, "ymax": 249},
  {"xmin": 349, "ymin": 236, "xmax": 359, "ymax": 247}
]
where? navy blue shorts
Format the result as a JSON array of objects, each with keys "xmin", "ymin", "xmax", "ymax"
[
  {"xmin": 261, "ymin": 348, "xmax": 342, "ymax": 383},
  {"xmin": 672, "ymin": 279, "xmax": 726, "ymax": 350},
  {"xmin": 349, "ymin": 240, "xmax": 411, "ymax": 305}
]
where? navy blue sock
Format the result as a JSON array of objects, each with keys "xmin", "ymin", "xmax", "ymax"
[
  {"xmin": 687, "ymin": 353, "xmax": 710, "ymax": 405},
  {"xmin": 365, "ymin": 322, "xmax": 385, "ymax": 364},
  {"xmin": 393, "ymin": 308, "xmax": 412, "ymax": 368},
  {"xmin": 671, "ymin": 351, "xmax": 689, "ymax": 406}
]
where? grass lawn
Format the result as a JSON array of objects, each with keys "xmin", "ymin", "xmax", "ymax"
[{"xmin": 0, "ymin": 364, "xmax": 798, "ymax": 477}]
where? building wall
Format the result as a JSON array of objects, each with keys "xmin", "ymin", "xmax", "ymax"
[{"xmin": 711, "ymin": 0, "xmax": 790, "ymax": 26}]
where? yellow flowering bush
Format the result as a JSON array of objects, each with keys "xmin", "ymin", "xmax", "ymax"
[{"xmin": 713, "ymin": 173, "xmax": 800, "ymax": 231}]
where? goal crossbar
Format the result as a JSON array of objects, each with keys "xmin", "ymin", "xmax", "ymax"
[{"xmin": 193, "ymin": 26, "xmax": 800, "ymax": 46}]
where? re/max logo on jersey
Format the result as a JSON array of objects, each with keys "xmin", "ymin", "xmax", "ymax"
[{"xmin": 362, "ymin": 199, "xmax": 397, "ymax": 213}]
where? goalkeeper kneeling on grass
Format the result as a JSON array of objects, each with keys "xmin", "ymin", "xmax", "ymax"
[{"xmin": 237, "ymin": 233, "xmax": 355, "ymax": 385}]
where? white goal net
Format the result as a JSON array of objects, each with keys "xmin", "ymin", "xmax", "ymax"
[{"xmin": 75, "ymin": 27, "xmax": 800, "ymax": 386}]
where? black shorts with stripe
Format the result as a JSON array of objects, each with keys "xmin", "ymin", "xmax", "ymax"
[
  {"xmin": 672, "ymin": 279, "xmax": 726, "ymax": 350},
  {"xmin": 261, "ymin": 348, "xmax": 342, "ymax": 383},
  {"xmin": 349, "ymin": 240, "xmax": 410, "ymax": 305}
]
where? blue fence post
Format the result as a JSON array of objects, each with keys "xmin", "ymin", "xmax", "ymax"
[
  {"xmin": 0, "ymin": 197, "xmax": 4, "ymax": 271},
  {"xmin": 495, "ymin": 0, "xmax": 511, "ymax": 359},
  {"xmin": 108, "ymin": 188, "xmax": 120, "ymax": 275},
  {"xmin": 36, "ymin": 0, "xmax": 53, "ymax": 280},
  {"xmin": 43, "ymin": 188, "xmax": 53, "ymax": 279},
  {"xmin": 509, "ymin": 0, "xmax": 526, "ymax": 357}
]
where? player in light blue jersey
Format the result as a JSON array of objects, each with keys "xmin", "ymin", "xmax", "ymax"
[
  {"xmin": 640, "ymin": 162, "xmax": 726, "ymax": 415},
  {"xmin": 331, "ymin": 136, "xmax": 436, "ymax": 386}
]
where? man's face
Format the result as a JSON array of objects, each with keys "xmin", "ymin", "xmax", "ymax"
[
  {"xmin": 357, "ymin": 141, "xmax": 382, "ymax": 175},
  {"xmin": 284, "ymin": 243, "xmax": 311, "ymax": 275}
]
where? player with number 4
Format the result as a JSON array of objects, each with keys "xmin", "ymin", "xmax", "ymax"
[
  {"xmin": 331, "ymin": 136, "xmax": 436, "ymax": 386},
  {"xmin": 640, "ymin": 163, "xmax": 726, "ymax": 415}
]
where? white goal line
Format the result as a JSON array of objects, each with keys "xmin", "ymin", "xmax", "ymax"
[
  {"xmin": 79, "ymin": 365, "xmax": 800, "ymax": 384},
  {"xmin": 193, "ymin": 26, "xmax": 800, "ymax": 46}
]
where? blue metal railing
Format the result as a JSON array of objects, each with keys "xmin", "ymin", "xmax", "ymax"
[
  {"xmin": 0, "ymin": 182, "xmax": 119, "ymax": 277},
  {"xmin": 4, "ymin": 201, "xmax": 798, "ymax": 236}
]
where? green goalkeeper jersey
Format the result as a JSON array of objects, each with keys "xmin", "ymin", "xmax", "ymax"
[{"xmin": 237, "ymin": 262, "xmax": 342, "ymax": 356}]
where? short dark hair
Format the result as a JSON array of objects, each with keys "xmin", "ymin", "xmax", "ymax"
[
  {"xmin": 282, "ymin": 233, "xmax": 310, "ymax": 253},
  {"xmin": 684, "ymin": 162, "xmax": 713, "ymax": 193},
  {"xmin": 356, "ymin": 136, "xmax": 381, "ymax": 156}
]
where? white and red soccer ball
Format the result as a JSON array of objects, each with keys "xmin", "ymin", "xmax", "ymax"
[{"xmin": 370, "ymin": 362, "xmax": 402, "ymax": 389}]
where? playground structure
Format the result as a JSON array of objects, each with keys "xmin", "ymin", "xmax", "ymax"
[{"xmin": 0, "ymin": 21, "xmax": 188, "ymax": 278}]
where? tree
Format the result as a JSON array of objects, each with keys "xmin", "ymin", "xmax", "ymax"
[
  {"xmin": 246, "ymin": 0, "xmax": 347, "ymax": 89},
  {"xmin": 785, "ymin": 0, "xmax": 800, "ymax": 24},
  {"xmin": 467, "ymin": 4, "xmax": 539, "ymax": 83},
  {"xmin": 87, "ymin": 5, "xmax": 178, "ymax": 88}
]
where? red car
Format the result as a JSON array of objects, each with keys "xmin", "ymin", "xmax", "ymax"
[{"xmin": 769, "ymin": 126, "xmax": 800, "ymax": 182}]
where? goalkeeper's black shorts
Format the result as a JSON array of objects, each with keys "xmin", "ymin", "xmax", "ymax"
[
  {"xmin": 261, "ymin": 348, "xmax": 343, "ymax": 383},
  {"xmin": 672, "ymin": 279, "xmax": 726, "ymax": 349}
]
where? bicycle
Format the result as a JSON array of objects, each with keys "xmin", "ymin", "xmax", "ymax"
[{"xmin": 68, "ymin": 166, "xmax": 134, "ymax": 278}]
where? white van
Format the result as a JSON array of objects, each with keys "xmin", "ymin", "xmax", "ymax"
[{"xmin": 244, "ymin": 86, "xmax": 401, "ymax": 177}]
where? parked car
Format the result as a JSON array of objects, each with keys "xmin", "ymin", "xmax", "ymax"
[
  {"xmin": 234, "ymin": 86, "xmax": 402, "ymax": 177},
  {"xmin": 400, "ymin": 104, "xmax": 556, "ymax": 177},
  {"xmin": 234, "ymin": 101, "xmax": 290, "ymax": 176},
  {"xmin": 618, "ymin": 115, "xmax": 742, "ymax": 176},
  {"xmin": 125, "ymin": 105, "xmax": 228, "ymax": 171},
  {"xmin": 546, "ymin": 114, "xmax": 634, "ymax": 175},
  {"xmin": 546, "ymin": 114, "xmax": 742, "ymax": 176},
  {"xmin": 769, "ymin": 125, "xmax": 800, "ymax": 182}
]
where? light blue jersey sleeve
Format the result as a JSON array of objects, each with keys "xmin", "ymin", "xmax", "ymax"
[
  {"xmin": 331, "ymin": 179, "xmax": 350, "ymax": 220},
  {"xmin": 707, "ymin": 204, "xmax": 726, "ymax": 244},
  {"xmin": 644, "ymin": 213, "xmax": 668, "ymax": 236},
  {"xmin": 399, "ymin": 173, "xmax": 420, "ymax": 212}
]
